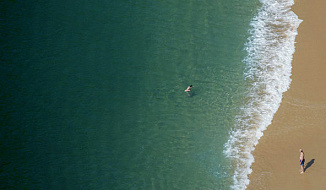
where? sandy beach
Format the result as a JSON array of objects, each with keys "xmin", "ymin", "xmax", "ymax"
[{"xmin": 247, "ymin": 0, "xmax": 326, "ymax": 189}]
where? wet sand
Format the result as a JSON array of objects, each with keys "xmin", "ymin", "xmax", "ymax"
[{"xmin": 247, "ymin": 0, "xmax": 326, "ymax": 189}]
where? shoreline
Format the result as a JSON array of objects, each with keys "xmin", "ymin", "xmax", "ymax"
[{"xmin": 247, "ymin": 0, "xmax": 326, "ymax": 189}]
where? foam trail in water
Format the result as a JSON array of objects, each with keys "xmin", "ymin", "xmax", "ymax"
[{"xmin": 223, "ymin": 0, "xmax": 302, "ymax": 189}]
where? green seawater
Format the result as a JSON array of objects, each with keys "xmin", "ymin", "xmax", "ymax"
[{"xmin": 1, "ymin": 0, "xmax": 259, "ymax": 189}]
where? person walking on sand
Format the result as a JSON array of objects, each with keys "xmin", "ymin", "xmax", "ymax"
[{"xmin": 299, "ymin": 149, "xmax": 305, "ymax": 174}]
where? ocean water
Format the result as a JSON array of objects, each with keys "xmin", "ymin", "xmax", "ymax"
[{"xmin": 0, "ymin": 0, "xmax": 301, "ymax": 190}]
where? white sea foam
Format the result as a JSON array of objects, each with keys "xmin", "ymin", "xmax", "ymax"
[{"xmin": 223, "ymin": 0, "xmax": 302, "ymax": 189}]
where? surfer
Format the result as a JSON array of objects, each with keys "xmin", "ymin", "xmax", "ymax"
[
  {"xmin": 185, "ymin": 85, "xmax": 193, "ymax": 92},
  {"xmin": 185, "ymin": 85, "xmax": 193, "ymax": 97}
]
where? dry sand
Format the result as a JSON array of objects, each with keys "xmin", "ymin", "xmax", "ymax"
[{"xmin": 247, "ymin": 0, "xmax": 326, "ymax": 189}]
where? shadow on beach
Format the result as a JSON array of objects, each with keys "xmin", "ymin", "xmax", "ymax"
[{"xmin": 305, "ymin": 159, "xmax": 315, "ymax": 172}]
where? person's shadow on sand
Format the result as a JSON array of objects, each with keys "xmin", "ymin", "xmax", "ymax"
[{"xmin": 304, "ymin": 159, "xmax": 315, "ymax": 172}]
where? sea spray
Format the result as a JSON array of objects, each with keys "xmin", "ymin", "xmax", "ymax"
[{"xmin": 223, "ymin": 0, "xmax": 302, "ymax": 189}]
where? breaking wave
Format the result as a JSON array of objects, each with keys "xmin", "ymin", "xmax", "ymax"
[{"xmin": 223, "ymin": 0, "xmax": 302, "ymax": 189}]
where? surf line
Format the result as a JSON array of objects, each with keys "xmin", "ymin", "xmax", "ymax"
[{"xmin": 223, "ymin": 0, "xmax": 302, "ymax": 190}]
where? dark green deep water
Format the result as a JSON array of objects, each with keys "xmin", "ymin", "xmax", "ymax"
[{"xmin": 1, "ymin": 0, "xmax": 259, "ymax": 189}]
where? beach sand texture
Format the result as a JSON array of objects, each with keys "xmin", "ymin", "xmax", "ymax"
[{"xmin": 247, "ymin": 0, "xmax": 326, "ymax": 190}]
